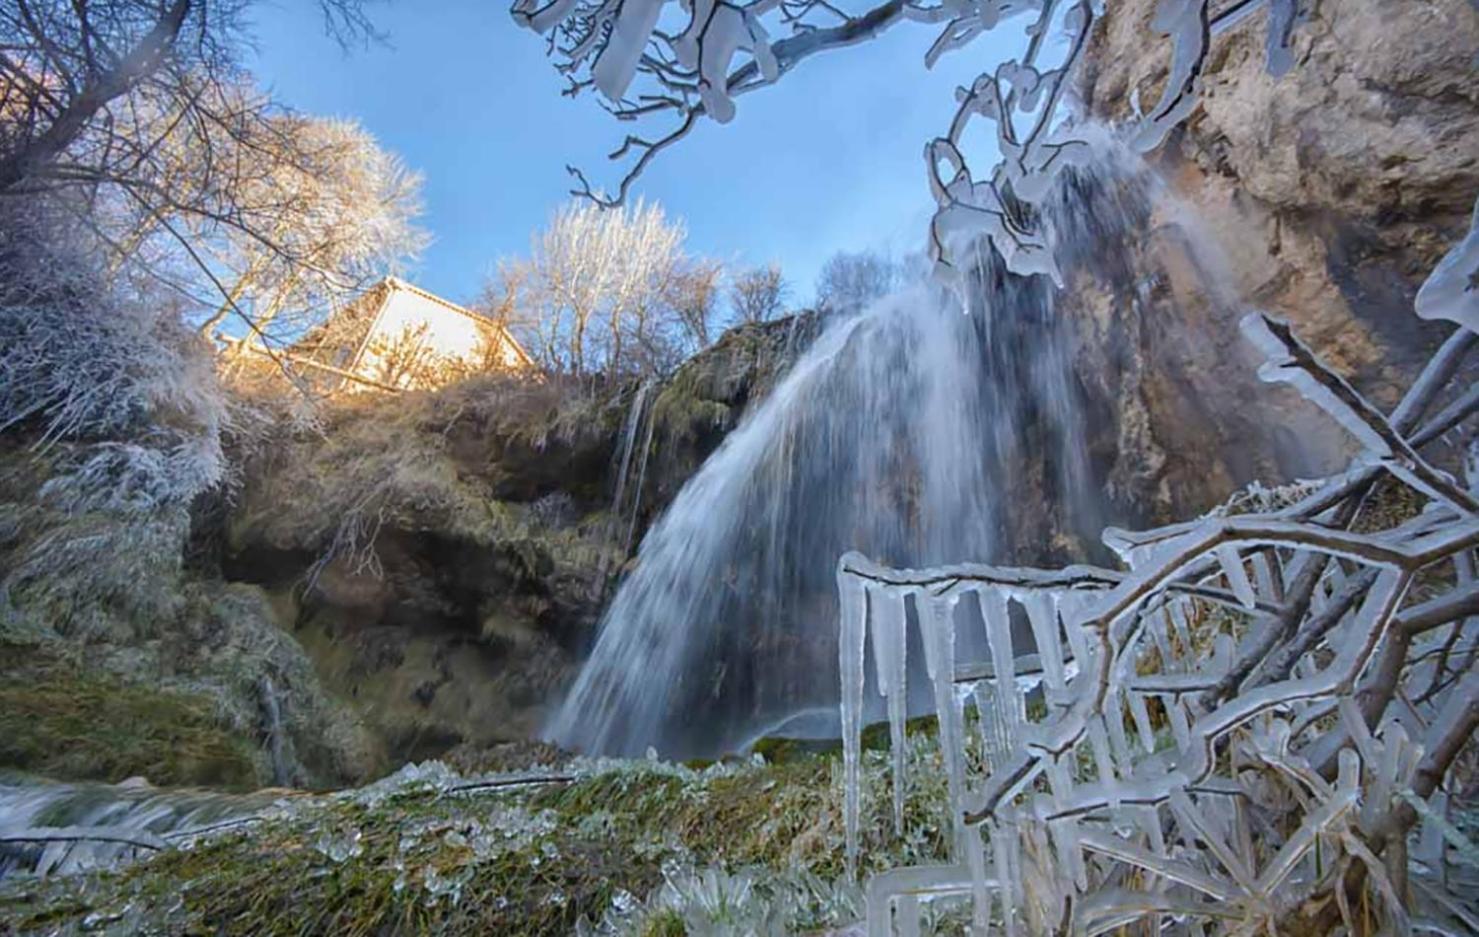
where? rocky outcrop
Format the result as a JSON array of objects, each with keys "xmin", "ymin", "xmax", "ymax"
[
  {"xmin": 1081, "ymin": 0, "xmax": 1477, "ymax": 403},
  {"xmin": 213, "ymin": 317, "xmax": 814, "ymax": 767},
  {"xmin": 0, "ymin": 445, "xmax": 381, "ymax": 790},
  {"xmin": 1009, "ymin": 0, "xmax": 1479, "ymax": 541}
]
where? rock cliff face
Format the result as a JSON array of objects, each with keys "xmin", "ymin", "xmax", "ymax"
[
  {"xmin": 1082, "ymin": 0, "xmax": 1476, "ymax": 396},
  {"xmin": 213, "ymin": 317, "xmax": 815, "ymax": 769},
  {"xmin": 1024, "ymin": 0, "xmax": 1479, "ymax": 539}
]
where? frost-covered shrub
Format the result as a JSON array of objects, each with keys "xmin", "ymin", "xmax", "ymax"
[
  {"xmin": 0, "ymin": 302, "xmax": 227, "ymax": 511},
  {"xmin": 0, "ymin": 209, "xmax": 230, "ymax": 631},
  {"xmin": 0, "ymin": 210, "xmax": 228, "ymax": 511}
]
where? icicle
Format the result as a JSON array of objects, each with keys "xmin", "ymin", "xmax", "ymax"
[
  {"xmin": 837, "ymin": 565, "xmax": 867, "ymax": 876},
  {"xmin": 1146, "ymin": 606, "xmax": 1176, "ymax": 673},
  {"xmin": 1127, "ymin": 689, "xmax": 1157, "ymax": 754},
  {"xmin": 1022, "ymin": 820, "xmax": 1063, "ymax": 933},
  {"xmin": 1251, "ymin": 549, "xmax": 1279, "ymax": 601},
  {"xmin": 1088, "ymin": 717, "xmax": 1119, "ymax": 794},
  {"xmin": 1310, "ymin": 569, "xmax": 1329, "ymax": 616},
  {"xmin": 1162, "ymin": 694, "xmax": 1191, "ymax": 750},
  {"xmin": 1140, "ymin": 803, "xmax": 1167, "ymax": 858},
  {"xmin": 1373, "ymin": 722, "xmax": 1414, "ymax": 832},
  {"xmin": 1167, "ymin": 597, "xmax": 1193, "ymax": 653},
  {"xmin": 974, "ymin": 681, "xmax": 1007, "ymax": 771},
  {"xmin": 922, "ymin": 593, "xmax": 967, "ymax": 849},
  {"xmin": 895, "ymin": 894, "xmax": 921, "ymax": 937},
  {"xmin": 1216, "ymin": 544, "xmax": 1258, "ymax": 609},
  {"xmin": 1417, "ymin": 788, "xmax": 1448, "ymax": 886},
  {"xmin": 1057, "ymin": 590, "xmax": 1096, "ymax": 687},
  {"xmin": 1045, "ymin": 756, "xmax": 1087, "ymax": 890},
  {"xmin": 591, "ymin": 0, "xmax": 666, "ymax": 101},
  {"xmin": 955, "ymin": 679, "xmax": 980, "ymax": 751},
  {"xmin": 1104, "ymin": 687, "xmax": 1136, "ymax": 775},
  {"xmin": 992, "ymin": 820, "xmax": 1021, "ymax": 937},
  {"xmin": 871, "ymin": 587, "xmax": 910, "ymax": 836},
  {"xmin": 968, "ymin": 823, "xmax": 992, "ymax": 936},
  {"xmin": 1024, "ymin": 592, "xmax": 1068, "ymax": 706},
  {"xmin": 1325, "ymin": 561, "xmax": 1348, "ymax": 604},
  {"xmin": 1211, "ymin": 632, "xmax": 1235, "ymax": 677},
  {"xmin": 980, "ymin": 589, "xmax": 1022, "ymax": 751}
]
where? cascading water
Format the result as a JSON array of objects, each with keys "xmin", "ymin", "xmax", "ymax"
[
  {"xmin": 544, "ymin": 159, "xmax": 1175, "ymax": 759},
  {"xmin": 0, "ymin": 775, "xmax": 275, "ymax": 879}
]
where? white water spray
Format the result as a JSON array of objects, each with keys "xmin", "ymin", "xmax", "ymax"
[
  {"xmin": 544, "ymin": 148, "xmax": 1327, "ymax": 759},
  {"xmin": 545, "ymin": 208, "xmax": 1114, "ymax": 757}
]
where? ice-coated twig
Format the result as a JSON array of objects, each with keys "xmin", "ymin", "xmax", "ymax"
[
  {"xmin": 0, "ymin": 827, "xmax": 169, "ymax": 851},
  {"xmin": 515, "ymin": 0, "xmax": 1309, "ymax": 283},
  {"xmin": 1241, "ymin": 312, "xmax": 1479, "ymax": 515},
  {"xmin": 839, "ymin": 304, "xmax": 1479, "ymax": 934}
]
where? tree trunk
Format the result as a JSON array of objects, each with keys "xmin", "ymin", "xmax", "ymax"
[{"xmin": 0, "ymin": 0, "xmax": 192, "ymax": 192}]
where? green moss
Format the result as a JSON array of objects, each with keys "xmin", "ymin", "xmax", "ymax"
[
  {"xmin": 0, "ymin": 663, "xmax": 260, "ymax": 789},
  {"xmin": 746, "ymin": 736, "xmax": 805, "ymax": 764},
  {"xmin": 1, "ymin": 716, "xmax": 955, "ymax": 934},
  {"xmin": 640, "ymin": 910, "xmax": 687, "ymax": 936}
]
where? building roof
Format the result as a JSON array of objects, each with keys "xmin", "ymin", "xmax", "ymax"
[
  {"xmin": 273, "ymin": 275, "xmax": 535, "ymax": 393},
  {"xmin": 367, "ymin": 276, "xmax": 535, "ymax": 368}
]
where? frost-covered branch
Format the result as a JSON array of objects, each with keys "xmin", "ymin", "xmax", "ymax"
[
  {"xmin": 836, "ymin": 308, "xmax": 1479, "ymax": 932},
  {"xmin": 514, "ymin": 0, "xmax": 1307, "ymax": 280}
]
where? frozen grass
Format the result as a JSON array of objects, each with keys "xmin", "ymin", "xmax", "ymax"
[
  {"xmin": 0, "ymin": 724, "xmax": 953, "ymax": 935},
  {"xmin": 0, "ymin": 667, "xmax": 260, "ymax": 791}
]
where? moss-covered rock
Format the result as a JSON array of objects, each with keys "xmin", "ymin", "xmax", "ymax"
[
  {"xmin": 0, "ymin": 721, "xmax": 953, "ymax": 936},
  {"xmin": 0, "ymin": 445, "xmax": 381, "ymax": 790},
  {"xmin": 0, "ymin": 667, "xmax": 260, "ymax": 790}
]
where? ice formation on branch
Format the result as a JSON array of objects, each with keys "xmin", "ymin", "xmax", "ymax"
[
  {"xmin": 833, "ymin": 243, "xmax": 1479, "ymax": 933},
  {"xmin": 1417, "ymin": 194, "xmax": 1479, "ymax": 335},
  {"xmin": 513, "ymin": 0, "xmax": 1307, "ymax": 279},
  {"xmin": 834, "ymin": 227, "xmax": 1479, "ymax": 934}
]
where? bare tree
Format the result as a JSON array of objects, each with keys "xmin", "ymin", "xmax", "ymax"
[
  {"xmin": 816, "ymin": 249, "xmax": 895, "ymax": 312},
  {"xmin": 728, "ymin": 263, "xmax": 788, "ymax": 325},
  {"xmin": 0, "ymin": 0, "xmax": 386, "ymax": 321},
  {"xmin": 669, "ymin": 257, "xmax": 723, "ymax": 351},
  {"xmin": 496, "ymin": 198, "xmax": 715, "ymax": 380},
  {"xmin": 195, "ymin": 115, "xmax": 428, "ymax": 345},
  {"xmin": 0, "ymin": 0, "xmax": 377, "ymax": 188}
]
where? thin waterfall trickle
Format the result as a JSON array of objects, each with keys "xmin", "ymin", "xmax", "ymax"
[
  {"xmin": 609, "ymin": 380, "xmax": 653, "ymax": 535},
  {"xmin": 621, "ymin": 394, "xmax": 658, "ymax": 559},
  {"xmin": 593, "ymin": 379, "xmax": 657, "ymax": 599}
]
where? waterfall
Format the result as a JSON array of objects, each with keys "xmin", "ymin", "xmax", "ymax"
[
  {"xmin": 554, "ymin": 128, "xmax": 1351, "ymax": 759},
  {"xmin": 543, "ymin": 164, "xmax": 1177, "ymax": 759},
  {"xmin": 0, "ymin": 775, "xmax": 274, "ymax": 879}
]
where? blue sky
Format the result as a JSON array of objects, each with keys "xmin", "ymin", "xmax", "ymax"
[{"xmin": 246, "ymin": 1, "xmax": 1019, "ymax": 309}]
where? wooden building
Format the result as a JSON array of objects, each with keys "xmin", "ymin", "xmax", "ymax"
[{"xmin": 283, "ymin": 277, "xmax": 532, "ymax": 392}]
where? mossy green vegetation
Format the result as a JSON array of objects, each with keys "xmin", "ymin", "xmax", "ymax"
[
  {"xmin": 0, "ymin": 722, "xmax": 954, "ymax": 936},
  {"xmin": 0, "ymin": 441, "xmax": 383, "ymax": 791},
  {"xmin": 0, "ymin": 667, "xmax": 260, "ymax": 790}
]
